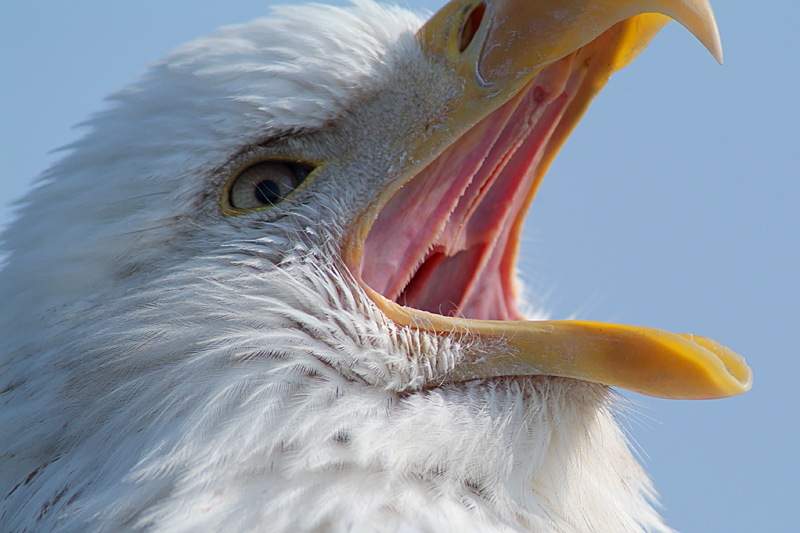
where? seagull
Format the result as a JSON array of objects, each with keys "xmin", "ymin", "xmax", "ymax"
[{"xmin": 0, "ymin": 0, "xmax": 751, "ymax": 531}]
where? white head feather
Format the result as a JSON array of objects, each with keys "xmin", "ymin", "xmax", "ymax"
[{"xmin": 1, "ymin": 2, "xmax": 670, "ymax": 531}]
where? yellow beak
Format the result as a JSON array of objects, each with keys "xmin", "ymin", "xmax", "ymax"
[{"xmin": 346, "ymin": 0, "xmax": 751, "ymax": 399}]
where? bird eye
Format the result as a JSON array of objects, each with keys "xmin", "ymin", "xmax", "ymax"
[{"xmin": 227, "ymin": 161, "xmax": 313, "ymax": 210}]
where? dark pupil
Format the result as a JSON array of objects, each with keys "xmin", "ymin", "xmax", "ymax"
[{"xmin": 254, "ymin": 180, "xmax": 282, "ymax": 205}]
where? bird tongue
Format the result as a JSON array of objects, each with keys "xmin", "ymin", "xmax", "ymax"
[{"xmin": 346, "ymin": 0, "xmax": 751, "ymax": 399}]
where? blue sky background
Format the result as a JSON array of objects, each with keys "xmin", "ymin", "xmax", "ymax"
[{"xmin": 1, "ymin": 1, "xmax": 797, "ymax": 531}]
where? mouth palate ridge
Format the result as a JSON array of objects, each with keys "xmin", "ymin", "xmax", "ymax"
[{"xmin": 362, "ymin": 55, "xmax": 582, "ymax": 323}]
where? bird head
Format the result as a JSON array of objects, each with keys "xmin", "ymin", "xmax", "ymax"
[{"xmin": 0, "ymin": 0, "xmax": 751, "ymax": 530}]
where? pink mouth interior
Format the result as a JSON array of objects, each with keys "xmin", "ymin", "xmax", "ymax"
[{"xmin": 360, "ymin": 59, "xmax": 581, "ymax": 321}]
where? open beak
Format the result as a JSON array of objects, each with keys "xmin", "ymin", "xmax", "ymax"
[{"xmin": 344, "ymin": 0, "xmax": 751, "ymax": 399}]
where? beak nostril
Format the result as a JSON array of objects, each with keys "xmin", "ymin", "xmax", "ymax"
[{"xmin": 459, "ymin": 2, "xmax": 486, "ymax": 53}]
